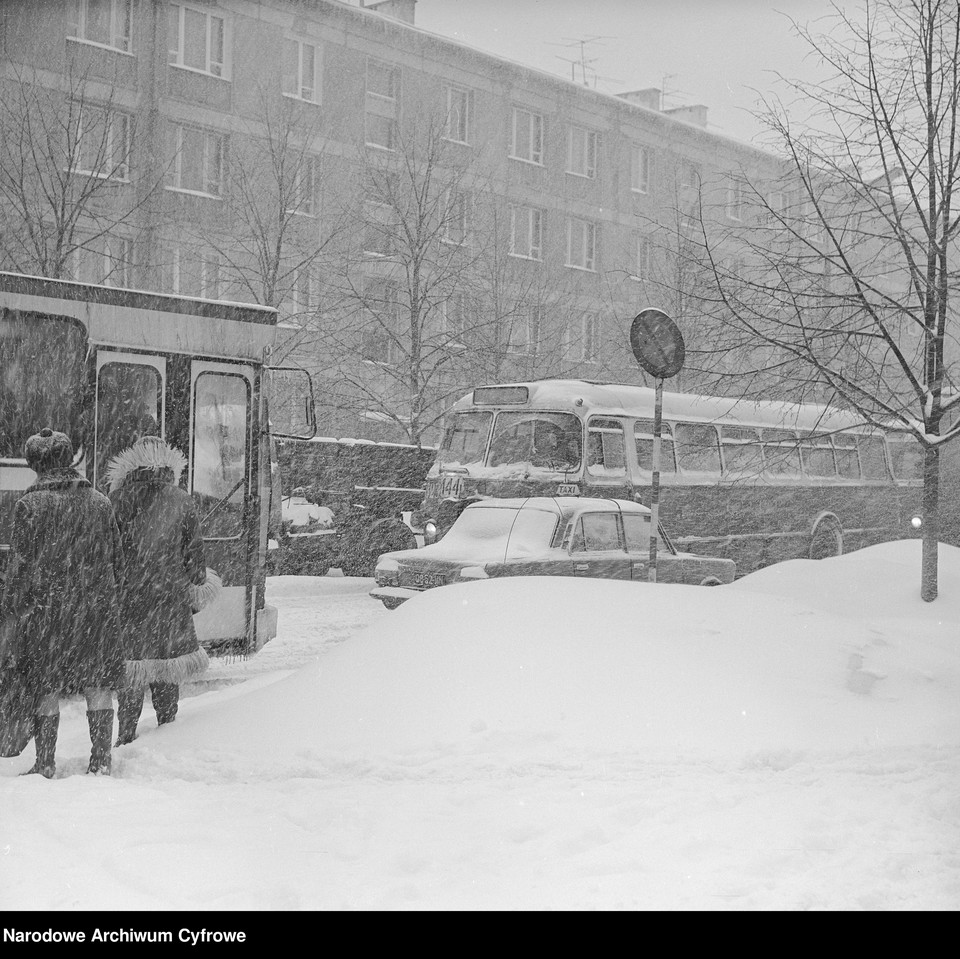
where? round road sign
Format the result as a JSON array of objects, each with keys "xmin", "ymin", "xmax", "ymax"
[{"xmin": 630, "ymin": 308, "xmax": 685, "ymax": 379}]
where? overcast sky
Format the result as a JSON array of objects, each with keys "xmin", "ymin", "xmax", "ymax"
[{"xmin": 411, "ymin": 0, "xmax": 842, "ymax": 145}]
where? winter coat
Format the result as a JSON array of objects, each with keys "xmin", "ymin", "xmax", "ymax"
[
  {"xmin": 106, "ymin": 440, "xmax": 209, "ymax": 687},
  {"xmin": 1, "ymin": 467, "xmax": 125, "ymax": 695}
]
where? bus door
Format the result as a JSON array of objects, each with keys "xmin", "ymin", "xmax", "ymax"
[
  {"xmin": 187, "ymin": 361, "xmax": 256, "ymax": 650},
  {"xmin": 94, "ymin": 352, "xmax": 165, "ymax": 492}
]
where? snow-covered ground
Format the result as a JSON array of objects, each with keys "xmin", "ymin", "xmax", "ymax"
[{"xmin": 2, "ymin": 540, "xmax": 959, "ymax": 917}]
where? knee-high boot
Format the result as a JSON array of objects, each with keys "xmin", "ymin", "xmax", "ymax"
[
  {"xmin": 151, "ymin": 682, "xmax": 179, "ymax": 726},
  {"xmin": 86, "ymin": 709, "xmax": 114, "ymax": 775},
  {"xmin": 20, "ymin": 714, "xmax": 59, "ymax": 779},
  {"xmin": 116, "ymin": 687, "xmax": 144, "ymax": 746}
]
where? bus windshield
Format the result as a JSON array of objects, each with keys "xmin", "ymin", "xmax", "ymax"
[
  {"xmin": 0, "ymin": 311, "xmax": 88, "ymax": 460},
  {"xmin": 488, "ymin": 411, "xmax": 582, "ymax": 469}
]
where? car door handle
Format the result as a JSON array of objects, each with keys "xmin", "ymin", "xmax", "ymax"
[{"xmin": 574, "ymin": 563, "xmax": 590, "ymax": 572}]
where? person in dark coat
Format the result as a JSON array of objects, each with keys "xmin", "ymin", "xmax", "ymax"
[
  {"xmin": 106, "ymin": 435, "xmax": 210, "ymax": 745},
  {"xmin": 0, "ymin": 428, "xmax": 124, "ymax": 777}
]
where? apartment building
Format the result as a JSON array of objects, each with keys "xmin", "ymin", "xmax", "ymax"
[{"xmin": 0, "ymin": 0, "xmax": 789, "ymax": 443}]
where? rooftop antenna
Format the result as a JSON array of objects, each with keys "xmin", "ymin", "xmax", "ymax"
[
  {"xmin": 547, "ymin": 35, "xmax": 615, "ymax": 86},
  {"xmin": 661, "ymin": 74, "xmax": 678, "ymax": 110}
]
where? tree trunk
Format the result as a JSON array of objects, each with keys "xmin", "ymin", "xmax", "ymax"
[{"xmin": 921, "ymin": 445, "xmax": 940, "ymax": 602}]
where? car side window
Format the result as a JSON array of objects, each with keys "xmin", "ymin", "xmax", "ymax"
[
  {"xmin": 573, "ymin": 512, "xmax": 623, "ymax": 552},
  {"xmin": 622, "ymin": 513, "xmax": 650, "ymax": 551}
]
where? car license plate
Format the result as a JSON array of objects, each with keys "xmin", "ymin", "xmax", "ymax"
[
  {"xmin": 557, "ymin": 483, "xmax": 580, "ymax": 495},
  {"xmin": 411, "ymin": 571, "xmax": 446, "ymax": 588},
  {"xmin": 436, "ymin": 475, "xmax": 464, "ymax": 499}
]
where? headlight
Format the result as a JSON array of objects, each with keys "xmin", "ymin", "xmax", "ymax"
[
  {"xmin": 374, "ymin": 558, "xmax": 400, "ymax": 587},
  {"xmin": 424, "ymin": 521, "xmax": 437, "ymax": 544}
]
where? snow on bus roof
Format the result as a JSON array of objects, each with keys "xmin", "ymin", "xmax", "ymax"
[{"xmin": 454, "ymin": 379, "xmax": 870, "ymax": 433}]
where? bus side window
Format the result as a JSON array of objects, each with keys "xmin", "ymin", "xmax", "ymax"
[
  {"xmin": 858, "ymin": 435, "xmax": 890, "ymax": 480},
  {"xmin": 888, "ymin": 436, "xmax": 924, "ymax": 481},
  {"xmin": 674, "ymin": 423, "xmax": 721, "ymax": 474},
  {"xmin": 634, "ymin": 418, "xmax": 676, "ymax": 473},
  {"xmin": 96, "ymin": 362, "xmax": 162, "ymax": 490},
  {"xmin": 834, "ymin": 433, "xmax": 861, "ymax": 479},
  {"xmin": 586, "ymin": 418, "xmax": 626, "ymax": 476},
  {"xmin": 801, "ymin": 434, "xmax": 837, "ymax": 478},
  {"xmin": 762, "ymin": 429, "xmax": 802, "ymax": 476},
  {"xmin": 720, "ymin": 426, "xmax": 764, "ymax": 475}
]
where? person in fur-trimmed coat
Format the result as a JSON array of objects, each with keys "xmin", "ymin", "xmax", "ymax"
[
  {"xmin": 1, "ymin": 428, "xmax": 125, "ymax": 778},
  {"xmin": 106, "ymin": 435, "xmax": 210, "ymax": 745}
]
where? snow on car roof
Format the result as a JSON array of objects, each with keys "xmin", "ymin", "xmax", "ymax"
[{"xmin": 465, "ymin": 496, "xmax": 650, "ymax": 515}]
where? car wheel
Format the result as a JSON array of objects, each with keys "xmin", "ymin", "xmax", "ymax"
[
  {"xmin": 380, "ymin": 597, "xmax": 404, "ymax": 610},
  {"xmin": 699, "ymin": 576, "xmax": 723, "ymax": 586}
]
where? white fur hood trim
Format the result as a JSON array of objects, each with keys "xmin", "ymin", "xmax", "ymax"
[{"xmin": 105, "ymin": 439, "xmax": 188, "ymax": 492}]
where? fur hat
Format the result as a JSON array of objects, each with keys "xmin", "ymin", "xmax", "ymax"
[
  {"xmin": 24, "ymin": 428, "xmax": 73, "ymax": 472},
  {"xmin": 105, "ymin": 435, "xmax": 187, "ymax": 492}
]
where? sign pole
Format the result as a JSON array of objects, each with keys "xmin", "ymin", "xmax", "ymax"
[
  {"xmin": 628, "ymin": 307, "xmax": 685, "ymax": 586},
  {"xmin": 649, "ymin": 377, "xmax": 663, "ymax": 583}
]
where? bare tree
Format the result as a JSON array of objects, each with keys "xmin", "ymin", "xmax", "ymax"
[
  {"xmin": 322, "ymin": 115, "xmax": 500, "ymax": 445},
  {"xmin": 0, "ymin": 63, "xmax": 160, "ymax": 282},
  {"xmin": 686, "ymin": 0, "xmax": 960, "ymax": 601}
]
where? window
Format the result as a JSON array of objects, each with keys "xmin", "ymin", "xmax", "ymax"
[
  {"xmin": 168, "ymin": 2, "xmax": 227, "ymax": 78},
  {"xmin": 363, "ymin": 199, "xmax": 395, "ymax": 257},
  {"xmin": 679, "ymin": 158, "xmax": 699, "ymax": 189},
  {"xmin": 579, "ymin": 314, "xmax": 600, "ymax": 362},
  {"xmin": 567, "ymin": 126, "xmax": 597, "ymax": 178},
  {"xmin": 801, "ymin": 435, "xmax": 837, "ymax": 478},
  {"xmin": 573, "ymin": 513, "xmax": 623, "ymax": 552},
  {"xmin": 282, "ymin": 38, "xmax": 318, "ymax": 102},
  {"xmin": 631, "ymin": 145, "xmax": 650, "ymax": 193},
  {"xmin": 192, "ymin": 371, "xmax": 249, "ymax": 537},
  {"xmin": 674, "ymin": 423, "xmax": 721, "ymax": 473},
  {"xmin": 506, "ymin": 308, "xmax": 542, "ymax": 355},
  {"xmin": 443, "ymin": 291, "xmax": 470, "ymax": 345},
  {"xmin": 833, "ymin": 433, "xmax": 861, "ymax": 479},
  {"xmin": 887, "ymin": 435, "xmax": 923, "ymax": 481},
  {"xmin": 366, "ymin": 58, "xmax": 398, "ymax": 101},
  {"xmin": 623, "ymin": 513, "xmax": 662, "ymax": 553},
  {"xmin": 586, "ymin": 418, "xmax": 626, "ymax": 477},
  {"xmin": 634, "ymin": 235, "xmax": 652, "ymax": 280},
  {"xmin": 727, "ymin": 180, "xmax": 744, "ymax": 221},
  {"xmin": 286, "ymin": 156, "xmax": 319, "ymax": 217},
  {"xmin": 96, "ymin": 361, "xmax": 162, "ymax": 489},
  {"xmin": 510, "ymin": 107, "xmax": 543, "ymax": 164},
  {"xmin": 283, "ymin": 266, "xmax": 315, "ymax": 322},
  {"xmin": 445, "ymin": 86, "xmax": 470, "ymax": 144},
  {"xmin": 441, "ymin": 190, "xmax": 469, "ymax": 245},
  {"xmin": 720, "ymin": 426, "xmax": 764, "ymax": 474},
  {"xmin": 858, "ymin": 435, "xmax": 890, "ymax": 480},
  {"xmin": 365, "ymin": 113, "xmax": 396, "ymax": 151},
  {"xmin": 509, "ymin": 205, "xmax": 542, "ymax": 260},
  {"xmin": 762, "ymin": 429, "xmax": 802, "ymax": 476},
  {"xmin": 360, "ymin": 279, "xmax": 401, "ymax": 364},
  {"xmin": 72, "ymin": 233, "xmax": 133, "ymax": 288},
  {"xmin": 566, "ymin": 217, "xmax": 597, "ymax": 271},
  {"xmin": 166, "ymin": 244, "xmax": 221, "ymax": 298},
  {"xmin": 70, "ymin": 0, "xmax": 132, "ymax": 53},
  {"xmin": 634, "ymin": 419, "xmax": 676, "ymax": 473},
  {"xmin": 73, "ymin": 104, "xmax": 131, "ymax": 181},
  {"xmin": 166, "ymin": 123, "xmax": 225, "ymax": 196}
]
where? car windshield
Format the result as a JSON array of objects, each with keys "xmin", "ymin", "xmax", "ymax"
[{"xmin": 436, "ymin": 505, "xmax": 561, "ymax": 560}]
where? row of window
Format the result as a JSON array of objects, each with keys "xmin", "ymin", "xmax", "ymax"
[
  {"xmin": 586, "ymin": 417, "xmax": 924, "ymax": 482},
  {"xmin": 67, "ymin": 3, "xmax": 757, "ymax": 217}
]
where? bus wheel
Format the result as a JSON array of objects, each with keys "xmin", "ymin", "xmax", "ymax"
[
  {"xmin": 809, "ymin": 514, "xmax": 843, "ymax": 560},
  {"xmin": 343, "ymin": 520, "xmax": 416, "ymax": 577}
]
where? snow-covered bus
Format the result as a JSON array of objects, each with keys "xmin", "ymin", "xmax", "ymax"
[
  {"xmin": 0, "ymin": 272, "xmax": 314, "ymax": 655},
  {"xmin": 415, "ymin": 379, "xmax": 924, "ymax": 575}
]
